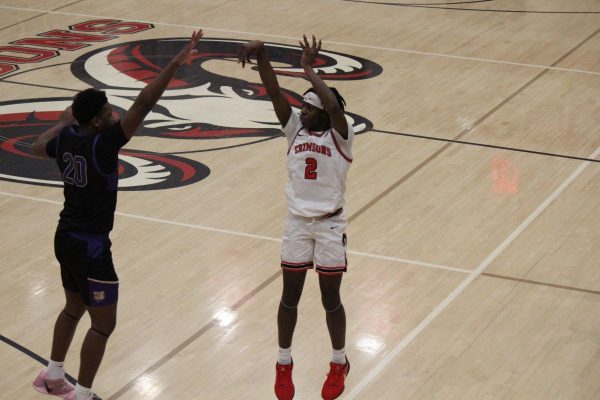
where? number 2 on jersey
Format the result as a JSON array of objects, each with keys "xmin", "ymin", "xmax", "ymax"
[{"xmin": 305, "ymin": 157, "xmax": 317, "ymax": 180}]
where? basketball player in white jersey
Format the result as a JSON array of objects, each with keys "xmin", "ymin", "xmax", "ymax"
[{"xmin": 239, "ymin": 35, "xmax": 353, "ymax": 400}]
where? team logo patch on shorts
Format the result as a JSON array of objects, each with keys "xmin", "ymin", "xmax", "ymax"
[
  {"xmin": 88, "ymin": 279, "xmax": 118, "ymax": 306},
  {"xmin": 93, "ymin": 291, "xmax": 106, "ymax": 302}
]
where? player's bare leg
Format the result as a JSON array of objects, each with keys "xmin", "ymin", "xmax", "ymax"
[
  {"xmin": 76, "ymin": 302, "xmax": 117, "ymax": 397},
  {"xmin": 51, "ymin": 290, "xmax": 86, "ymax": 362},
  {"xmin": 275, "ymin": 269, "xmax": 307, "ymax": 400},
  {"xmin": 319, "ymin": 273, "xmax": 349, "ymax": 400},
  {"xmin": 32, "ymin": 290, "xmax": 85, "ymax": 397},
  {"xmin": 278, "ymin": 269, "xmax": 307, "ymax": 348},
  {"xmin": 319, "ymin": 273, "xmax": 345, "ymax": 350}
]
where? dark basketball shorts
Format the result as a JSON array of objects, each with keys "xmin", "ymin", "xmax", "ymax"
[{"xmin": 54, "ymin": 230, "xmax": 119, "ymax": 307}]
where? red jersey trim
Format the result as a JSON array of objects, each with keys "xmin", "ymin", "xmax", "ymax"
[
  {"xmin": 286, "ymin": 127, "xmax": 302, "ymax": 155},
  {"xmin": 331, "ymin": 131, "xmax": 353, "ymax": 163},
  {"xmin": 307, "ymin": 129, "xmax": 327, "ymax": 137}
]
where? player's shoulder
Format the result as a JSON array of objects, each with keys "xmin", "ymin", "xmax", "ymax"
[
  {"xmin": 60, "ymin": 123, "xmax": 79, "ymax": 135},
  {"xmin": 101, "ymin": 121, "xmax": 124, "ymax": 134},
  {"xmin": 283, "ymin": 109, "xmax": 301, "ymax": 127},
  {"xmin": 331, "ymin": 121, "xmax": 354, "ymax": 141},
  {"xmin": 97, "ymin": 121, "xmax": 127, "ymax": 144}
]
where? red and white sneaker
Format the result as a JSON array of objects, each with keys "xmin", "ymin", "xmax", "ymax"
[
  {"xmin": 274, "ymin": 361, "xmax": 295, "ymax": 400},
  {"xmin": 321, "ymin": 357, "xmax": 350, "ymax": 400},
  {"xmin": 32, "ymin": 370, "xmax": 75, "ymax": 398}
]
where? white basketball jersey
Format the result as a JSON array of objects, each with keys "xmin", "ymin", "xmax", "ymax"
[{"xmin": 282, "ymin": 111, "xmax": 354, "ymax": 217}]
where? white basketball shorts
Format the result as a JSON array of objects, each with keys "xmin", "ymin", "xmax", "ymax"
[{"xmin": 281, "ymin": 209, "xmax": 348, "ymax": 274}]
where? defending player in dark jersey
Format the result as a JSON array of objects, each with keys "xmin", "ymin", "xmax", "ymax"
[{"xmin": 30, "ymin": 30, "xmax": 203, "ymax": 400}]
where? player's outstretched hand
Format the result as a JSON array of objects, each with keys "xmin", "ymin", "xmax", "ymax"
[
  {"xmin": 299, "ymin": 34, "xmax": 321, "ymax": 68},
  {"xmin": 238, "ymin": 40, "xmax": 265, "ymax": 68},
  {"xmin": 173, "ymin": 30, "xmax": 204, "ymax": 66}
]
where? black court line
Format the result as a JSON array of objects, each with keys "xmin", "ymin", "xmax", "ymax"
[
  {"xmin": 0, "ymin": 1, "xmax": 87, "ymax": 33},
  {"xmin": 3, "ymin": 76, "xmax": 598, "ymax": 163},
  {"xmin": 0, "ymin": 334, "xmax": 103, "ymax": 399},
  {"xmin": 0, "ymin": 55, "xmax": 240, "ymax": 83},
  {"xmin": 348, "ymin": 25, "xmax": 600, "ymax": 223},
  {"xmin": 371, "ymin": 128, "xmax": 600, "ymax": 164},
  {"xmin": 0, "ymin": 79, "xmax": 284, "ymax": 155},
  {"xmin": 0, "ymin": 62, "xmax": 75, "ymax": 82},
  {"xmin": 2, "ymin": 197, "xmax": 354, "ymax": 399},
  {"xmin": 106, "ymin": 270, "xmax": 282, "ymax": 400},
  {"xmin": 2, "ymin": 133, "xmax": 281, "ymax": 154},
  {"xmin": 394, "ymin": 1, "xmax": 493, "ymax": 4},
  {"xmin": 4, "ymin": 75, "xmax": 598, "ymax": 163},
  {"xmin": 348, "ymin": 141, "xmax": 451, "ymax": 223},
  {"xmin": 4, "ymin": 13, "xmax": 599, "ymax": 400},
  {"xmin": 0, "ymin": 14, "xmax": 48, "ymax": 33},
  {"xmin": 168, "ymin": 135, "xmax": 283, "ymax": 155},
  {"xmin": 0, "ymin": 334, "xmax": 53, "ymax": 368},
  {"xmin": 0, "ymin": 0, "xmax": 86, "ymax": 33},
  {"xmin": 482, "ymin": 273, "xmax": 600, "ymax": 296},
  {"xmin": 2, "ymin": 79, "xmax": 80, "ymax": 93},
  {"xmin": 343, "ymin": 0, "xmax": 600, "ymax": 13}
]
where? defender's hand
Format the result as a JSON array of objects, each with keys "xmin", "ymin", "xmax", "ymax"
[
  {"xmin": 173, "ymin": 29, "xmax": 204, "ymax": 66},
  {"xmin": 238, "ymin": 40, "xmax": 265, "ymax": 68}
]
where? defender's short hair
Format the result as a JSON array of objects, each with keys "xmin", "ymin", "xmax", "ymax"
[{"xmin": 72, "ymin": 88, "xmax": 108, "ymax": 126}]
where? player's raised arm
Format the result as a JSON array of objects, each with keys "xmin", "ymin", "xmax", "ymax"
[
  {"xmin": 300, "ymin": 35, "xmax": 348, "ymax": 139},
  {"xmin": 120, "ymin": 29, "xmax": 203, "ymax": 139},
  {"xmin": 31, "ymin": 106, "xmax": 74, "ymax": 158},
  {"xmin": 238, "ymin": 40, "xmax": 292, "ymax": 126}
]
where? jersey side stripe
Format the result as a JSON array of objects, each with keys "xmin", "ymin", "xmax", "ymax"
[
  {"xmin": 330, "ymin": 131, "xmax": 352, "ymax": 163},
  {"xmin": 286, "ymin": 127, "xmax": 303, "ymax": 155}
]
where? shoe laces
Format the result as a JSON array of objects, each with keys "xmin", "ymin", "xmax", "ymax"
[
  {"xmin": 276, "ymin": 364, "xmax": 293, "ymax": 386},
  {"xmin": 56, "ymin": 380, "xmax": 71, "ymax": 389},
  {"xmin": 277, "ymin": 365, "xmax": 291, "ymax": 375},
  {"xmin": 329, "ymin": 363, "xmax": 346, "ymax": 375},
  {"xmin": 325, "ymin": 363, "xmax": 346, "ymax": 387},
  {"xmin": 46, "ymin": 378, "xmax": 71, "ymax": 392}
]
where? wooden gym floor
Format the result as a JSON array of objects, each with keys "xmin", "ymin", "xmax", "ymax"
[{"xmin": 0, "ymin": 1, "xmax": 599, "ymax": 399}]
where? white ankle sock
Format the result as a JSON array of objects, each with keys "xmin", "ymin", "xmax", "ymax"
[
  {"xmin": 46, "ymin": 360, "xmax": 65, "ymax": 379},
  {"xmin": 332, "ymin": 348, "xmax": 346, "ymax": 364},
  {"xmin": 75, "ymin": 383, "xmax": 92, "ymax": 400},
  {"xmin": 278, "ymin": 346, "xmax": 292, "ymax": 365}
]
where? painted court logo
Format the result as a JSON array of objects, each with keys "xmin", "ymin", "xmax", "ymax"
[
  {"xmin": 71, "ymin": 37, "xmax": 381, "ymax": 139},
  {"xmin": 0, "ymin": 24, "xmax": 383, "ymax": 190},
  {"xmin": 0, "ymin": 99, "xmax": 210, "ymax": 191}
]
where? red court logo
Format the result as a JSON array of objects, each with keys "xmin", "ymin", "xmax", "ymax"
[{"xmin": 0, "ymin": 33, "xmax": 383, "ymax": 190}]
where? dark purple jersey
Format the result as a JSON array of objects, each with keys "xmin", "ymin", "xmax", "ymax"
[{"xmin": 46, "ymin": 122, "xmax": 129, "ymax": 234}]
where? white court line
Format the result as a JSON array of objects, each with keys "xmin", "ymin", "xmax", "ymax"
[
  {"xmin": 344, "ymin": 145, "xmax": 600, "ymax": 399},
  {"xmin": 1, "ymin": 5, "xmax": 600, "ymax": 77},
  {"xmin": 349, "ymin": 250, "xmax": 470, "ymax": 274},
  {"xmin": 0, "ymin": 190, "xmax": 470, "ymax": 274}
]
